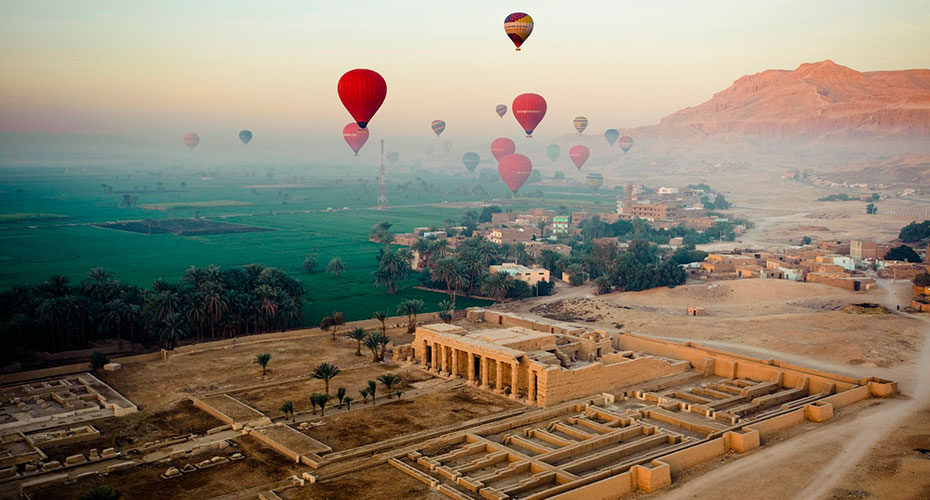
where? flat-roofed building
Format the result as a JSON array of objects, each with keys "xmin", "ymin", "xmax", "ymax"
[
  {"xmin": 489, "ymin": 263, "xmax": 550, "ymax": 286},
  {"xmin": 487, "ymin": 228, "xmax": 536, "ymax": 245},
  {"xmin": 630, "ymin": 204, "xmax": 678, "ymax": 221}
]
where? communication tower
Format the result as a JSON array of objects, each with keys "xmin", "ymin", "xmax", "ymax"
[{"xmin": 378, "ymin": 139, "xmax": 387, "ymax": 210}]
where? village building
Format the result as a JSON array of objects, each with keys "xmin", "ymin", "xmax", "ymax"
[
  {"xmin": 487, "ymin": 228, "xmax": 536, "ymax": 245},
  {"xmin": 488, "ymin": 263, "xmax": 550, "ymax": 286},
  {"xmin": 551, "ymin": 215, "xmax": 570, "ymax": 234}
]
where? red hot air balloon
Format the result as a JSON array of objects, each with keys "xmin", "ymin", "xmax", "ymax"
[
  {"xmin": 498, "ymin": 154, "xmax": 533, "ymax": 193},
  {"xmin": 490, "ymin": 137, "xmax": 516, "ymax": 161},
  {"xmin": 512, "ymin": 93, "xmax": 546, "ymax": 137},
  {"xmin": 569, "ymin": 145, "xmax": 590, "ymax": 170},
  {"xmin": 337, "ymin": 69, "xmax": 387, "ymax": 129},
  {"xmin": 342, "ymin": 123, "xmax": 369, "ymax": 155}
]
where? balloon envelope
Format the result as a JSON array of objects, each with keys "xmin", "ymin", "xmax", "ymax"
[
  {"xmin": 498, "ymin": 154, "xmax": 533, "ymax": 193},
  {"xmin": 604, "ymin": 129, "xmax": 619, "ymax": 146},
  {"xmin": 386, "ymin": 151, "xmax": 399, "ymax": 164},
  {"xmin": 431, "ymin": 120, "xmax": 446, "ymax": 137},
  {"xmin": 342, "ymin": 123, "xmax": 369, "ymax": 155},
  {"xmin": 496, "ymin": 104, "xmax": 507, "ymax": 118},
  {"xmin": 462, "ymin": 152, "xmax": 480, "ymax": 172},
  {"xmin": 512, "ymin": 93, "xmax": 547, "ymax": 137},
  {"xmin": 618, "ymin": 136, "xmax": 634, "ymax": 153},
  {"xmin": 239, "ymin": 130, "xmax": 252, "ymax": 145},
  {"xmin": 573, "ymin": 117, "xmax": 588, "ymax": 134},
  {"xmin": 491, "ymin": 137, "xmax": 516, "ymax": 161},
  {"xmin": 337, "ymin": 69, "xmax": 387, "ymax": 128},
  {"xmin": 183, "ymin": 133, "xmax": 199, "ymax": 150},
  {"xmin": 586, "ymin": 173, "xmax": 604, "ymax": 191},
  {"xmin": 442, "ymin": 141, "xmax": 453, "ymax": 153},
  {"xmin": 569, "ymin": 145, "xmax": 590, "ymax": 170},
  {"xmin": 547, "ymin": 144, "xmax": 560, "ymax": 162},
  {"xmin": 504, "ymin": 12, "xmax": 534, "ymax": 51}
]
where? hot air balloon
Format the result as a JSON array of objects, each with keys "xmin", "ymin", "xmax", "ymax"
[
  {"xmin": 573, "ymin": 117, "xmax": 588, "ymax": 134},
  {"xmin": 342, "ymin": 123, "xmax": 369, "ymax": 155},
  {"xmin": 183, "ymin": 133, "xmax": 199, "ymax": 150},
  {"xmin": 431, "ymin": 120, "xmax": 446, "ymax": 137},
  {"xmin": 618, "ymin": 136, "xmax": 634, "ymax": 153},
  {"xmin": 498, "ymin": 154, "xmax": 533, "ymax": 193},
  {"xmin": 604, "ymin": 129, "xmax": 619, "ymax": 146},
  {"xmin": 547, "ymin": 144, "xmax": 560, "ymax": 162},
  {"xmin": 386, "ymin": 151, "xmax": 399, "ymax": 164},
  {"xmin": 462, "ymin": 152, "xmax": 480, "ymax": 172},
  {"xmin": 491, "ymin": 138, "xmax": 516, "ymax": 161},
  {"xmin": 504, "ymin": 12, "xmax": 534, "ymax": 51},
  {"xmin": 569, "ymin": 145, "xmax": 590, "ymax": 170},
  {"xmin": 239, "ymin": 130, "xmax": 252, "ymax": 145},
  {"xmin": 441, "ymin": 141, "xmax": 453, "ymax": 153},
  {"xmin": 337, "ymin": 69, "xmax": 387, "ymax": 129},
  {"xmin": 496, "ymin": 104, "xmax": 507, "ymax": 118},
  {"xmin": 512, "ymin": 93, "xmax": 547, "ymax": 138},
  {"xmin": 586, "ymin": 173, "xmax": 604, "ymax": 192},
  {"xmin": 424, "ymin": 145, "xmax": 434, "ymax": 156}
]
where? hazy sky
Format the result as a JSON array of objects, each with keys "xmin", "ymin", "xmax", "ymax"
[{"xmin": 1, "ymin": 1, "xmax": 929, "ymax": 148}]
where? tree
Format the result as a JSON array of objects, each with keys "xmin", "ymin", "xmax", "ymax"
[
  {"xmin": 367, "ymin": 379, "xmax": 378, "ymax": 402},
  {"xmin": 280, "ymin": 400, "xmax": 294, "ymax": 422},
  {"xmin": 78, "ymin": 485, "xmax": 122, "ymax": 500},
  {"xmin": 316, "ymin": 393, "xmax": 330, "ymax": 416},
  {"xmin": 311, "ymin": 362, "xmax": 340, "ymax": 395},
  {"xmin": 431, "ymin": 258, "xmax": 467, "ymax": 307},
  {"xmin": 913, "ymin": 272, "xmax": 930, "ymax": 287},
  {"xmin": 253, "ymin": 353, "xmax": 271, "ymax": 376},
  {"xmin": 342, "ymin": 396, "xmax": 354, "ymax": 410},
  {"xmin": 397, "ymin": 299, "xmax": 424, "ymax": 333},
  {"xmin": 348, "ymin": 327, "xmax": 368, "ymax": 356},
  {"xmin": 309, "ymin": 393, "xmax": 320, "ymax": 414},
  {"xmin": 374, "ymin": 250, "xmax": 412, "ymax": 294},
  {"xmin": 359, "ymin": 388, "xmax": 370, "ymax": 404},
  {"xmin": 320, "ymin": 316, "xmax": 334, "ymax": 337},
  {"xmin": 437, "ymin": 300, "xmax": 454, "ymax": 323},
  {"xmin": 481, "ymin": 272, "xmax": 515, "ymax": 301},
  {"xmin": 866, "ymin": 202, "xmax": 878, "ymax": 215},
  {"xmin": 594, "ymin": 276, "xmax": 613, "ymax": 295},
  {"xmin": 885, "ymin": 245, "xmax": 921, "ymax": 263},
  {"xmin": 899, "ymin": 221, "xmax": 930, "ymax": 243},
  {"xmin": 801, "ymin": 236, "xmax": 812, "ymax": 245},
  {"xmin": 327, "ymin": 257, "xmax": 346, "ymax": 278},
  {"xmin": 369, "ymin": 221, "xmax": 396, "ymax": 252},
  {"xmin": 330, "ymin": 311, "xmax": 345, "ymax": 340},
  {"xmin": 377, "ymin": 373, "xmax": 402, "ymax": 397},
  {"xmin": 91, "ymin": 351, "xmax": 109, "ymax": 370},
  {"xmin": 373, "ymin": 311, "xmax": 388, "ymax": 337},
  {"xmin": 302, "ymin": 255, "xmax": 319, "ymax": 273},
  {"xmin": 364, "ymin": 332, "xmax": 391, "ymax": 362},
  {"xmin": 336, "ymin": 387, "xmax": 347, "ymax": 408}
]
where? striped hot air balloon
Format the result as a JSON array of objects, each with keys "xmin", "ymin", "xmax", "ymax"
[
  {"xmin": 618, "ymin": 136, "xmax": 634, "ymax": 153},
  {"xmin": 431, "ymin": 120, "xmax": 446, "ymax": 137},
  {"xmin": 496, "ymin": 104, "xmax": 507, "ymax": 118},
  {"xmin": 586, "ymin": 173, "xmax": 604, "ymax": 192},
  {"xmin": 573, "ymin": 116, "xmax": 588, "ymax": 134},
  {"xmin": 504, "ymin": 12, "xmax": 534, "ymax": 51},
  {"xmin": 183, "ymin": 133, "xmax": 199, "ymax": 150}
]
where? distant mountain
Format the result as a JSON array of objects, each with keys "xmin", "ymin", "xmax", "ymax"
[{"xmin": 657, "ymin": 60, "xmax": 930, "ymax": 141}]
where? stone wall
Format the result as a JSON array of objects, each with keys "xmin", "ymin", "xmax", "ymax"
[{"xmin": 537, "ymin": 357, "xmax": 690, "ymax": 407}]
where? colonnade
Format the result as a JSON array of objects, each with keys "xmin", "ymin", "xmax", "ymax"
[{"xmin": 420, "ymin": 339, "xmax": 538, "ymax": 403}]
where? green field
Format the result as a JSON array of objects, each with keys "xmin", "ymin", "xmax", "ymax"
[{"xmin": 0, "ymin": 164, "xmax": 622, "ymax": 324}]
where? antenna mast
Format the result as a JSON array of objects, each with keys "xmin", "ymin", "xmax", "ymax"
[{"xmin": 378, "ymin": 139, "xmax": 387, "ymax": 210}]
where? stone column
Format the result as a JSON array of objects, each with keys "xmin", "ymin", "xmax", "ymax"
[
  {"xmin": 510, "ymin": 362, "xmax": 520, "ymax": 399},
  {"xmin": 451, "ymin": 348, "xmax": 459, "ymax": 378},
  {"xmin": 495, "ymin": 359, "xmax": 504, "ymax": 394},
  {"xmin": 528, "ymin": 370, "xmax": 536, "ymax": 403},
  {"xmin": 431, "ymin": 341, "xmax": 439, "ymax": 372},
  {"xmin": 480, "ymin": 356, "xmax": 489, "ymax": 388},
  {"xmin": 440, "ymin": 345, "xmax": 449, "ymax": 375},
  {"xmin": 467, "ymin": 353, "xmax": 476, "ymax": 384}
]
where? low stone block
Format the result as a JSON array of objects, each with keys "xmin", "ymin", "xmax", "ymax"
[
  {"xmin": 103, "ymin": 363, "xmax": 122, "ymax": 371},
  {"xmin": 161, "ymin": 467, "xmax": 182, "ymax": 479},
  {"xmin": 107, "ymin": 462, "xmax": 135, "ymax": 474},
  {"xmin": 101, "ymin": 448, "xmax": 118, "ymax": 459},
  {"xmin": 64, "ymin": 454, "xmax": 87, "ymax": 465},
  {"xmin": 42, "ymin": 461, "xmax": 61, "ymax": 470}
]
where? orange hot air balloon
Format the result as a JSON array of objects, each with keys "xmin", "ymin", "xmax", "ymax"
[
  {"xmin": 512, "ymin": 93, "xmax": 546, "ymax": 137},
  {"xmin": 491, "ymin": 137, "xmax": 516, "ymax": 161},
  {"xmin": 183, "ymin": 133, "xmax": 199, "ymax": 150},
  {"xmin": 569, "ymin": 145, "xmax": 590, "ymax": 170},
  {"xmin": 504, "ymin": 12, "xmax": 534, "ymax": 51},
  {"xmin": 342, "ymin": 123, "xmax": 369, "ymax": 155},
  {"xmin": 498, "ymin": 154, "xmax": 533, "ymax": 193},
  {"xmin": 337, "ymin": 69, "xmax": 387, "ymax": 129}
]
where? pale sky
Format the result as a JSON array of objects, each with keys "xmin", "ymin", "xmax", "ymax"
[{"xmin": 1, "ymin": 1, "xmax": 928, "ymax": 158}]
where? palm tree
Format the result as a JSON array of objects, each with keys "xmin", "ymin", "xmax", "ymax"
[
  {"xmin": 369, "ymin": 221, "xmax": 395, "ymax": 252},
  {"xmin": 364, "ymin": 332, "xmax": 391, "ymax": 362},
  {"xmin": 326, "ymin": 257, "xmax": 346, "ymax": 278},
  {"xmin": 431, "ymin": 258, "xmax": 466, "ymax": 307},
  {"xmin": 372, "ymin": 311, "xmax": 388, "ymax": 337},
  {"xmin": 311, "ymin": 362, "xmax": 340, "ymax": 395},
  {"xmin": 253, "ymin": 353, "xmax": 271, "ymax": 376},
  {"xmin": 202, "ymin": 282, "xmax": 228, "ymax": 340},
  {"xmin": 359, "ymin": 388, "xmax": 370, "ymax": 404},
  {"xmin": 367, "ymin": 380, "xmax": 378, "ymax": 403},
  {"xmin": 397, "ymin": 299, "xmax": 424, "ymax": 333},
  {"xmin": 102, "ymin": 299, "xmax": 125, "ymax": 349},
  {"xmin": 83, "ymin": 267, "xmax": 114, "ymax": 300},
  {"xmin": 78, "ymin": 485, "xmax": 122, "ymax": 500},
  {"xmin": 481, "ymin": 271, "xmax": 515, "ymax": 302},
  {"xmin": 342, "ymin": 396, "xmax": 354, "ymax": 410},
  {"xmin": 336, "ymin": 387, "xmax": 346, "ymax": 408},
  {"xmin": 157, "ymin": 313, "xmax": 188, "ymax": 350},
  {"xmin": 377, "ymin": 373, "xmax": 402, "ymax": 398},
  {"xmin": 374, "ymin": 250, "xmax": 411, "ymax": 294},
  {"xmin": 348, "ymin": 327, "xmax": 368, "ymax": 356},
  {"xmin": 437, "ymin": 300, "xmax": 454, "ymax": 323},
  {"xmin": 302, "ymin": 255, "xmax": 319, "ymax": 273},
  {"xmin": 309, "ymin": 393, "xmax": 320, "ymax": 414},
  {"xmin": 317, "ymin": 393, "xmax": 330, "ymax": 416},
  {"xmin": 280, "ymin": 400, "xmax": 294, "ymax": 422}
]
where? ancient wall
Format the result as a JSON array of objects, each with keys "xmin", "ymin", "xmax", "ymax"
[{"xmin": 537, "ymin": 357, "xmax": 690, "ymax": 407}]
